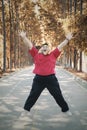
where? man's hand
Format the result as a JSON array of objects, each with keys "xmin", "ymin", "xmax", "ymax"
[
  {"xmin": 58, "ymin": 32, "xmax": 73, "ymax": 51},
  {"xmin": 19, "ymin": 30, "xmax": 33, "ymax": 49},
  {"xmin": 19, "ymin": 31, "xmax": 26, "ymax": 38},
  {"xmin": 66, "ymin": 32, "xmax": 73, "ymax": 40}
]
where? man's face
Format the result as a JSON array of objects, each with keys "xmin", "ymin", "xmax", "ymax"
[{"xmin": 40, "ymin": 44, "xmax": 51, "ymax": 55}]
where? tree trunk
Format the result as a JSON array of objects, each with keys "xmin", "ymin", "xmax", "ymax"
[
  {"xmin": 79, "ymin": 0, "xmax": 83, "ymax": 71},
  {"xmin": 1, "ymin": 0, "xmax": 6, "ymax": 72},
  {"xmin": 70, "ymin": 0, "xmax": 72, "ymax": 15},
  {"xmin": 74, "ymin": 0, "xmax": 77, "ymax": 14},
  {"xmin": 80, "ymin": 0, "xmax": 83, "ymax": 15},
  {"xmin": 15, "ymin": 3, "xmax": 20, "ymax": 68},
  {"xmin": 74, "ymin": 48, "xmax": 77, "ymax": 70},
  {"xmin": 8, "ymin": 0, "xmax": 13, "ymax": 70},
  {"xmin": 69, "ymin": 48, "xmax": 72, "ymax": 68},
  {"xmin": 79, "ymin": 51, "xmax": 82, "ymax": 72}
]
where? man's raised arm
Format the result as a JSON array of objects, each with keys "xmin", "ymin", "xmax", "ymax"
[
  {"xmin": 58, "ymin": 32, "xmax": 73, "ymax": 51},
  {"xmin": 19, "ymin": 31, "xmax": 33, "ymax": 50}
]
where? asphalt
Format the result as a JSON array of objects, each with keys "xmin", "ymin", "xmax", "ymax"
[{"xmin": 0, "ymin": 66, "xmax": 87, "ymax": 130}]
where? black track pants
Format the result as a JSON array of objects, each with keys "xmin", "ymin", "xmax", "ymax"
[{"xmin": 24, "ymin": 74, "xmax": 69, "ymax": 112}]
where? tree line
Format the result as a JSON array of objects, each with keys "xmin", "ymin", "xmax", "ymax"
[{"xmin": 0, "ymin": 0, "xmax": 87, "ymax": 72}]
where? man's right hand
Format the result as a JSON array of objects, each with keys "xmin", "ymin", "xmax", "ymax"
[
  {"xmin": 19, "ymin": 31, "xmax": 26, "ymax": 38},
  {"xmin": 19, "ymin": 30, "xmax": 33, "ymax": 49}
]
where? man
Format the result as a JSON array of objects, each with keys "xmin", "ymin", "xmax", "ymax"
[{"xmin": 19, "ymin": 31, "xmax": 73, "ymax": 113}]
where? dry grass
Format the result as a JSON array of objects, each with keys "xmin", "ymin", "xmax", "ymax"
[{"xmin": 66, "ymin": 68, "xmax": 87, "ymax": 81}]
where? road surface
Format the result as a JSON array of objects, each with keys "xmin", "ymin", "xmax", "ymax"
[{"xmin": 0, "ymin": 66, "xmax": 87, "ymax": 130}]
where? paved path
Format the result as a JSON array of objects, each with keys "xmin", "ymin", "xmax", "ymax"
[{"xmin": 0, "ymin": 66, "xmax": 87, "ymax": 130}]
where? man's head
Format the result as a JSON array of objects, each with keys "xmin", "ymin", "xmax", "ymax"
[
  {"xmin": 39, "ymin": 43, "xmax": 51, "ymax": 55},
  {"xmin": 41, "ymin": 43, "xmax": 48, "ymax": 47}
]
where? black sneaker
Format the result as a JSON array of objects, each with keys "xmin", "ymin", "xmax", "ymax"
[
  {"xmin": 61, "ymin": 107, "xmax": 69, "ymax": 112},
  {"xmin": 24, "ymin": 106, "xmax": 30, "ymax": 112}
]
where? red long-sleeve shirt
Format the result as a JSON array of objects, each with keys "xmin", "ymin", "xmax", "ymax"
[{"xmin": 29, "ymin": 47, "xmax": 61, "ymax": 76}]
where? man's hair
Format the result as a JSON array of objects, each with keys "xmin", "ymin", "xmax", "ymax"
[
  {"xmin": 35, "ymin": 45, "xmax": 41, "ymax": 50},
  {"xmin": 41, "ymin": 43, "xmax": 48, "ymax": 47}
]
